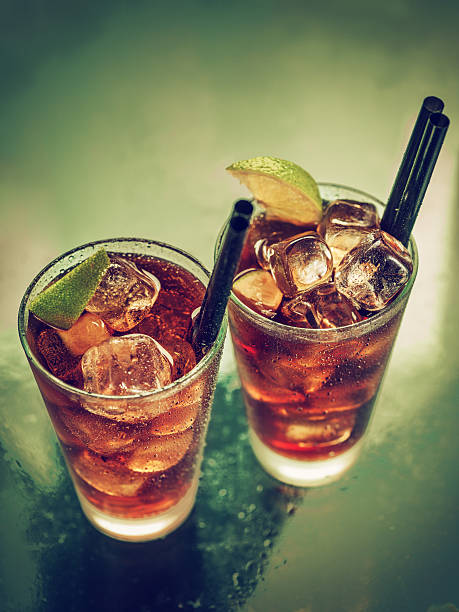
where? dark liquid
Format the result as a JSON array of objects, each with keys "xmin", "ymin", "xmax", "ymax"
[
  {"xmin": 230, "ymin": 211, "xmax": 403, "ymax": 462},
  {"xmin": 27, "ymin": 254, "xmax": 217, "ymax": 519}
]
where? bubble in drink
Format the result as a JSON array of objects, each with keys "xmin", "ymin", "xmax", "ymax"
[
  {"xmin": 57, "ymin": 312, "xmax": 112, "ymax": 356},
  {"xmin": 279, "ymin": 282, "xmax": 363, "ymax": 329},
  {"xmin": 81, "ymin": 333, "xmax": 172, "ymax": 395},
  {"xmin": 268, "ymin": 232, "xmax": 333, "ymax": 297},
  {"xmin": 232, "ymin": 268, "xmax": 283, "ymax": 318},
  {"xmin": 335, "ymin": 230, "xmax": 413, "ymax": 311},
  {"xmin": 317, "ymin": 199, "xmax": 379, "ymax": 266},
  {"xmin": 86, "ymin": 256, "xmax": 160, "ymax": 332}
]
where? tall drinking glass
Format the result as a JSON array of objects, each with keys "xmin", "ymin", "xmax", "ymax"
[
  {"xmin": 19, "ymin": 238, "xmax": 227, "ymax": 541},
  {"xmin": 227, "ymin": 185, "xmax": 418, "ymax": 487}
]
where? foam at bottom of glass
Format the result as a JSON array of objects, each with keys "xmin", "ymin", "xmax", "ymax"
[
  {"xmin": 74, "ymin": 475, "xmax": 199, "ymax": 542},
  {"xmin": 249, "ymin": 429, "xmax": 365, "ymax": 487}
]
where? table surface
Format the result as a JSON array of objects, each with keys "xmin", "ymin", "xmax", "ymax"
[{"xmin": 1, "ymin": 2, "xmax": 458, "ymax": 611}]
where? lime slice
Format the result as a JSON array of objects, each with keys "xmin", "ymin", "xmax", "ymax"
[
  {"xmin": 29, "ymin": 248, "xmax": 110, "ymax": 330},
  {"xmin": 227, "ymin": 156, "xmax": 323, "ymax": 225}
]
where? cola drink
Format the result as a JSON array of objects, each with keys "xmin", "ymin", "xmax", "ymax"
[
  {"xmin": 19, "ymin": 239, "xmax": 226, "ymax": 541},
  {"xmin": 227, "ymin": 184, "xmax": 417, "ymax": 487}
]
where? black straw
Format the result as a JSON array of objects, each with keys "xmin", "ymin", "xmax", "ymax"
[
  {"xmin": 383, "ymin": 111, "xmax": 449, "ymax": 245},
  {"xmin": 192, "ymin": 199, "xmax": 253, "ymax": 358},
  {"xmin": 381, "ymin": 96, "xmax": 444, "ymax": 236}
]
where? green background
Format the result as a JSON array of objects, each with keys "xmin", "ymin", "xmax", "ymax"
[{"xmin": 1, "ymin": 1, "xmax": 458, "ymax": 611}]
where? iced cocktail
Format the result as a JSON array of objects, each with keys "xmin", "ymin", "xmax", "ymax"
[
  {"xmin": 18, "ymin": 238, "xmax": 227, "ymax": 541},
  {"xmin": 226, "ymin": 177, "xmax": 417, "ymax": 487}
]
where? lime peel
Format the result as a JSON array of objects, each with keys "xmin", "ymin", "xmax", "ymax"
[
  {"xmin": 29, "ymin": 248, "xmax": 111, "ymax": 330},
  {"xmin": 227, "ymin": 156, "xmax": 323, "ymax": 225}
]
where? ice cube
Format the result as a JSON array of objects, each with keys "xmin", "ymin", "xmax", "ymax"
[
  {"xmin": 232, "ymin": 268, "xmax": 283, "ymax": 318},
  {"xmin": 354, "ymin": 320, "xmax": 398, "ymax": 367},
  {"xmin": 135, "ymin": 315, "xmax": 196, "ymax": 380},
  {"xmin": 253, "ymin": 222, "xmax": 309, "ymax": 270},
  {"xmin": 238, "ymin": 211, "xmax": 314, "ymax": 271},
  {"xmin": 268, "ymin": 232, "xmax": 333, "ymax": 297},
  {"xmin": 317, "ymin": 199, "xmax": 379, "ymax": 266},
  {"xmin": 279, "ymin": 283, "xmax": 363, "ymax": 329},
  {"xmin": 264, "ymin": 356, "xmax": 333, "ymax": 397},
  {"xmin": 127, "ymin": 429, "xmax": 193, "ymax": 473},
  {"xmin": 254, "ymin": 238, "xmax": 272, "ymax": 270},
  {"xmin": 310, "ymin": 357, "xmax": 382, "ymax": 410},
  {"xmin": 149, "ymin": 402, "xmax": 198, "ymax": 436},
  {"xmin": 48, "ymin": 409, "xmax": 85, "ymax": 448},
  {"xmin": 86, "ymin": 256, "xmax": 160, "ymax": 332},
  {"xmin": 335, "ymin": 230, "xmax": 413, "ymax": 311},
  {"xmin": 72, "ymin": 448, "xmax": 147, "ymax": 497},
  {"xmin": 57, "ymin": 312, "xmax": 111, "ymax": 356},
  {"xmin": 58, "ymin": 404, "xmax": 137, "ymax": 454},
  {"xmin": 276, "ymin": 294, "xmax": 320, "ymax": 329},
  {"xmin": 81, "ymin": 334, "xmax": 172, "ymax": 395},
  {"xmin": 158, "ymin": 335, "xmax": 197, "ymax": 380},
  {"xmin": 285, "ymin": 416, "xmax": 354, "ymax": 445}
]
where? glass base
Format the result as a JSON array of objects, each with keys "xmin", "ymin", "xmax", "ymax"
[
  {"xmin": 249, "ymin": 429, "xmax": 364, "ymax": 487},
  {"xmin": 75, "ymin": 477, "xmax": 199, "ymax": 542}
]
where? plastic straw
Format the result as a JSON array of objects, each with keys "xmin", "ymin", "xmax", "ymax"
[
  {"xmin": 214, "ymin": 198, "xmax": 253, "ymax": 259},
  {"xmin": 383, "ymin": 112, "xmax": 449, "ymax": 245},
  {"xmin": 192, "ymin": 200, "xmax": 253, "ymax": 357},
  {"xmin": 381, "ymin": 96, "xmax": 444, "ymax": 236}
]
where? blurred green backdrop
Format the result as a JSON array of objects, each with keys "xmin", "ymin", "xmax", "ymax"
[{"xmin": 1, "ymin": 0, "xmax": 458, "ymax": 330}]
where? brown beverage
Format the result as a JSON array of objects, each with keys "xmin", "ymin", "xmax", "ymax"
[
  {"xmin": 227, "ymin": 184, "xmax": 418, "ymax": 486},
  {"xmin": 19, "ymin": 239, "xmax": 226, "ymax": 540}
]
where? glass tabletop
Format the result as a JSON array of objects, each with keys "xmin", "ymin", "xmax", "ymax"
[{"xmin": 1, "ymin": 334, "xmax": 458, "ymax": 611}]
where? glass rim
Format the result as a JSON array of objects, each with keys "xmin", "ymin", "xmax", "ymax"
[
  {"xmin": 18, "ymin": 237, "xmax": 227, "ymax": 401},
  {"xmin": 224, "ymin": 182, "xmax": 419, "ymax": 341}
]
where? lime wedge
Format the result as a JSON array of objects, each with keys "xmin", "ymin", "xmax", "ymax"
[
  {"xmin": 227, "ymin": 156, "xmax": 323, "ymax": 225},
  {"xmin": 29, "ymin": 248, "xmax": 110, "ymax": 330}
]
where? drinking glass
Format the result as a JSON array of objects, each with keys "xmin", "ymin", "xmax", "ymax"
[
  {"xmin": 227, "ymin": 185, "xmax": 418, "ymax": 487},
  {"xmin": 18, "ymin": 238, "xmax": 227, "ymax": 541}
]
